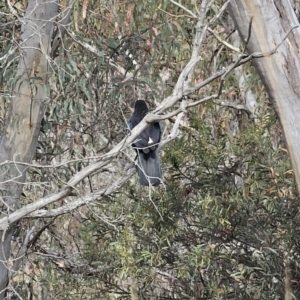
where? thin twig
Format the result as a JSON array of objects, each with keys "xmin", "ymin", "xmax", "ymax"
[
  {"xmin": 169, "ymin": 0, "xmax": 197, "ymax": 18},
  {"xmin": 208, "ymin": 27, "xmax": 240, "ymax": 52},
  {"xmin": 0, "ymin": 10, "xmax": 297, "ymax": 230}
]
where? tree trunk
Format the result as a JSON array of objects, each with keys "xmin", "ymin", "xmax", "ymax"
[
  {"xmin": 0, "ymin": 1, "xmax": 58, "ymax": 298},
  {"xmin": 228, "ymin": 0, "xmax": 300, "ymax": 194}
]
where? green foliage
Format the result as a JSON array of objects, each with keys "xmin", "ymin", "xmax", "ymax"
[
  {"xmin": 47, "ymin": 105, "xmax": 296, "ymax": 299},
  {"xmin": 1, "ymin": 0, "xmax": 300, "ymax": 299}
]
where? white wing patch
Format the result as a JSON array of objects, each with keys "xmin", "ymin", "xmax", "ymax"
[{"xmin": 148, "ymin": 137, "xmax": 153, "ymax": 144}]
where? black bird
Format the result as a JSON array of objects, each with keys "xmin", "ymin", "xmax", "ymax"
[{"xmin": 128, "ymin": 100, "xmax": 162, "ymax": 186}]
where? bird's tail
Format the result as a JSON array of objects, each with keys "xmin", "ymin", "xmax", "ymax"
[{"xmin": 137, "ymin": 149, "xmax": 162, "ymax": 186}]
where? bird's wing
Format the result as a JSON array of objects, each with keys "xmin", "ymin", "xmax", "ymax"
[{"xmin": 134, "ymin": 122, "xmax": 161, "ymax": 151}]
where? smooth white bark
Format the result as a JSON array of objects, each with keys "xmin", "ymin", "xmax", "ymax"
[{"xmin": 229, "ymin": 0, "xmax": 300, "ymax": 194}]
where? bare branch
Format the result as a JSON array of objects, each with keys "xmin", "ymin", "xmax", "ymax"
[
  {"xmin": 213, "ymin": 100, "xmax": 253, "ymax": 114},
  {"xmin": 208, "ymin": 27, "xmax": 240, "ymax": 52},
  {"xmin": 27, "ymin": 166, "xmax": 135, "ymax": 218},
  {"xmin": 169, "ymin": 0, "xmax": 197, "ymax": 18},
  {"xmin": 51, "ymin": 0, "xmax": 76, "ymax": 58},
  {"xmin": 208, "ymin": 0, "xmax": 231, "ymax": 25},
  {"xmin": 0, "ymin": 5, "xmax": 296, "ymax": 231}
]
